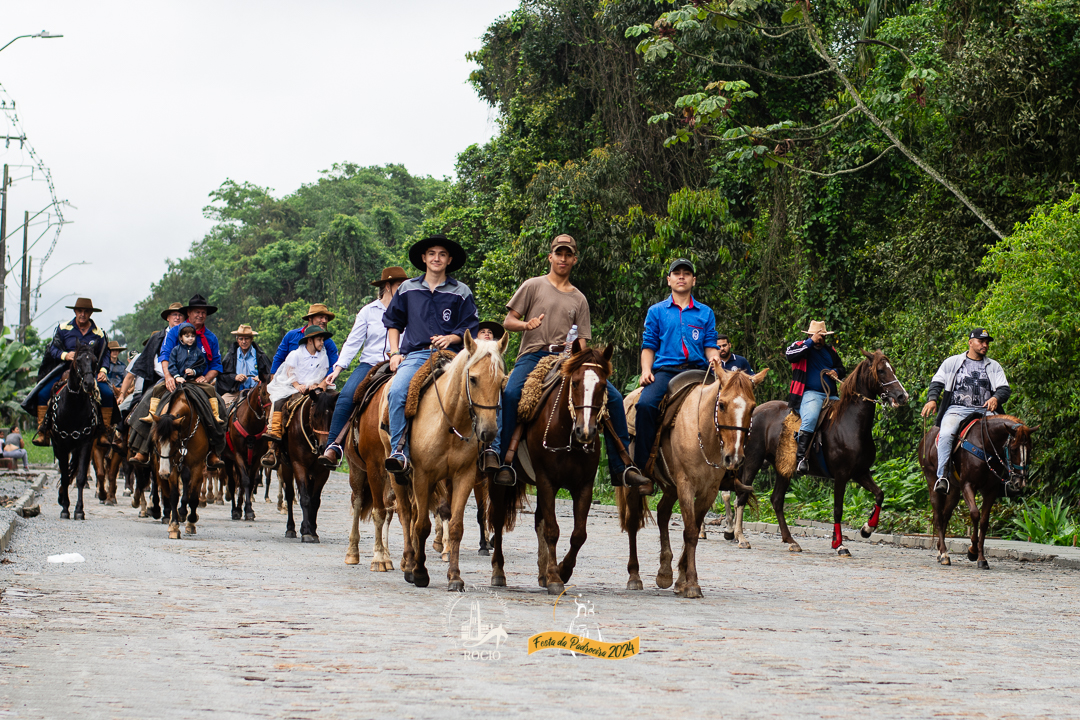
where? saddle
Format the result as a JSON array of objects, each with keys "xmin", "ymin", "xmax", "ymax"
[
  {"xmin": 405, "ymin": 350, "xmax": 456, "ymax": 420},
  {"xmin": 351, "ymin": 361, "xmax": 393, "ymax": 415},
  {"xmin": 516, "ymin": 355, "xmax": 565, "ymax": 422},
  {"xmin": 623, "ymin": 370, "xmax": 715, "ymax": 480}
]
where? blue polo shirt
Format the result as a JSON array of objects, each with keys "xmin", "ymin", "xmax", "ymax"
[
  {"xmin": 383, "ymin": 275, "xmax": 479, "ymax": 355},
  {"xmin": 270, "ymin": 326, "xmax": 339, "ymax": 375},
  {"xmin": 720, "ymin": 353, "xmax": 755, "ymax": 375},
  {"xmin": 641, "ymin": 295, "xmax": 718, "ymax": 370}
]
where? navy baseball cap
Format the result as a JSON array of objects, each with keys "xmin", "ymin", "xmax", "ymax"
[
  {"xmin": 668, "ymin": 258, "xmax": 696, "ymax": 275},
  {"xmin": 969, "ymin": 328, "xmax": 994, "ymax": 342}
]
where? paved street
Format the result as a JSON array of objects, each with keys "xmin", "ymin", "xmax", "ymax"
[{"xmin": 2, "ymin": 471, "xmax": 1078, "ymax": 719}]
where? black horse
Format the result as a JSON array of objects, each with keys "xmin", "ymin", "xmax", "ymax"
[{"xmin": 50, "ymin": 344, "xmax": 104, "ymax": 519}]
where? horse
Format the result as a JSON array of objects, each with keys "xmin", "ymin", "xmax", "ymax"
[
  {"xmin": 90, "ymin": 435, "xmax": 118, "ymax": 506},
  {"xmin": 918, "ymin": 414, "xmax": 1034, "ymax": 569},
  {"xmin": 389, "ymin": 332, "xmax": 507, "ymax": 590},
  {"xmin": 150, "ymin": 385, "xmax": 213, "ymax": 539},
  {"xmin": 222, "ymin": 384, "xmax": 271, "ymax": 522},
  {"xmin": 343, "ymin": 381, "xmax": 398, "ymax": 570},
  {"xmin": 433, "ymin": 482, "xmax": 492, "ymax": 560},
  {"xmin": 277, "ymin": 388, "xmax": 339, "ymax": 542},
  {"xmin": 130, "ymin": 462, "xmax": 162, "ymax": 520},
  {"xmin": 732, "ymin": 350, "xmax": 909, "ymax": 556},
  {"xmin": 617, "ymin": 367, "xmax": 769, "ymax": 598},
  {"xmin": 50, "ymin": 344, "xmax": 103, "ymax": 520},
  {"xmin": 489, "ymin": 343, "xmax": 614, "ymax": 595}
]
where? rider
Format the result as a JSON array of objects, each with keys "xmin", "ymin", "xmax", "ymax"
[
  {"xmin": 383, "ymin": 234, "xmax": 479, "ymax": 481},
  {"xmin": 261, "ymin": 325, "xmax": 336, "ymax": 467},
  {"xmin": 120, "ymin": 301, "xmax": 186, "ymax": 405},
  {"xmin": 106, "ymin": 341, "xmax": 128, "ymax": 389},
  {"xmin": 717, "ymin": 335, "xmax": 755, "ymax": 375},
  {"xmin": 217, "ymin": 324, "xmax": 272, "ymax": 408},
  {"xmin": 785, "ymin": 320, "xmax": 846, "ymax": 474},
  {"xmin": 490, "ymin": 234, "xmax": 646, "ymax": 489},
  {"xmin": 28, "ymin": 297, "xmax": 114, "ymax": 447},
  {"xmin": 634, "ymin": 259, "xmax": 721, "ymax": 490},
  {"xmin": 920, "ymin": 328, "xmax": 1011, "ymax": 494},
  {"xmin": 318, "ymin": 266, "xmax": 409, "ymax": 468},
  {"xmin": 476, "ymin": 322, "xmax": 503, "ymax": 342},
  {"xmin": 270, "ymin": 303, "xmax": 339, "ymax": 376}
]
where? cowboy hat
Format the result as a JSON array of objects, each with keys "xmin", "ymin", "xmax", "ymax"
[
  {"xmin": 160, "ymin": 301, "xmax": 185, "ymax": 321},
  {"xmin": 301, "ymin": 325, "xmax": 333, "ymax": 342},
  {"xmin": 408, "ymin": 234, "xmax": 466, "ymax": 273},
  {"xmin": 182, "ymin": 294, "xmax": 217, "ymax": 316},
  {"xmin": 803, "ymin": 320, "xmax": 836, "ymax": 335},
  {"xmin": 476, "ymin": 321, "xmax": 505, "ymax": 341},
  {"xmin": 230, "ymin": 324, "xmax": 259, "ymax": 337},
  {"xmin": 66, "ymin": 297, "xmax": 101, "ymax": 313},
  {"xmin": 107, "ymin": 340, "xmax": 127, "ymax": 351},
  {"xmin": 302, "ymin": 303, "xmax": 336, "ymax": 321},
  {"xmin": 370, "ymin": 266, "xmax": 410, "ymax": 287}
]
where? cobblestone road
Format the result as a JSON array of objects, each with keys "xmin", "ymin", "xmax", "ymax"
[{"xmin": 2, "ymin": 472, "xmax": 1077, "ymax": 719}]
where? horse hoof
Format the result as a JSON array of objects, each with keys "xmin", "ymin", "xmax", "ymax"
[
  {"xmin": 491, "ymin": 575, "xmax": 506, "ymax": 587},
  {"xmin": 368, "ymin": 561, "xmax": 386, "ymax": 571},
  {"xmin": 738, "ymin": 540, "xmax": 752, "ymax": 550},
  {"xmin": 98, "ymin": 499, "xmax": 105, "ymax": 505},
  {"xmin": 122, "ymin": 489, "xmax": 131, "ymax": 497},
  {"xmin": 301, "ymin": 534, "xmax": 319, "ymax": 543},
  {"xmin": 682, "ymin": 586, "xmax": 704, "ymax": 599},
  {"xmin": 215, "ymin": 499, "xmax": 224, "ymax": 506},
  {"xmin": 60, "ymin": 509, "xmax": 70, "ymax": 519},
  {"xmin": 106, "ymin": 498, "xmax": 117, "ymax": 506},
  {"xmin": 440, "ymin": 552, "xmax": 449, "ymax": 563},
  {"xmin": 199, "ymin": 500, "xmax": 207, "ymax": 508},
  {"xmin": 169, "ymin": 530, "xmax": 181, "ymax": 540},
  {"xmin": 478, "ymin": 548, "xmax": 490, "ymax": 556},
  {"xmin": 345, "ymin": 552, "xmax": 360, "ymax": 566},
  {"xmin": 656, "ymin": 573, "xmax": 673, "ymax": 590},
  {"xmin": 546, "ymin": 582, "xmax": 565, "ymax": 596},
  {"xmin": 285, "ymin": 530, "xmax": 297, "ymax": 539},
  {"xmin": 432, "ymin": 541, "xmax": 444, "ymax": 553},
  {"xmin": 413, "ymin": 571, "xmax": 430, "ymax": 588},
  {"xmin": 130, "ymin": 497, "xmax": 140, "ymax": 509},
  {"xmin": 448, "ymin": 580, "xmax": 465, "ymax": 592},
  {"xmin": 627, "ymin": 578, "xmax": 644, "ymax": 591},
  {"xmin": 403, "ymin": 571, "xmax": 414, "ymax": 584},
  {"xmin": 382, "ymin": 561, "xmax": 395, "ymax": 571},
  {"xmin": 938, "ymin": 554, "xmax": 951, "ymax": 566},
  {"xmin": 231, "ymin": 511, "xmax": 241, "ymax": 521},
  {"xmin": 74, "ymin": 511, "xmax": 85, "ymax": 520},
  {"xmin": 967, "ymin": 549, "xmax": 978, "ymax": 562},
  {"xmin": 837, "ymin": 547, "xmax": 852, "ymax": 558},
  {"xmin": 138, "ymin": 510, "xmax": 148, "ymax": 518},
  {"xmin": 860, "ymin": 527, "xmax": 873, "ymax": 539},
  {"xmin": 723, "ymin": 531, "xmax": 735, "ymax": 541},
  {"xmin": 788, "ymin": 543, "xmax": 803, "ymax": 553},
  {"xmin": 161, "ymin": 515, "xmax": 169, "ymax": 525},
  {"xmin": 244, "ymin": 512, "xmax": 255, "ymax": 522},
  {"xmin": 978, "ymin": 560, "xmax": 990, "ymax": 570},
  {"xmin": 185, "ymin": 523, "xmax": 196, "ymax": 535},
  {"xmin": 151, "ymin": 508, "xmax": 161, "ymax": 520}
]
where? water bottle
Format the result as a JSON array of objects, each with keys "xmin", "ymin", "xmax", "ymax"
[{"xmin": 562, "ymin": 324, "xmax": 578, "ymax": 355}]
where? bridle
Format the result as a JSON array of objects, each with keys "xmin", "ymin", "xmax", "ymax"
[
  {"xmin": 160, "ymin": 409, "xmax": 201, "ymax": 464},
  {"xmin": 228, "ymin": 384, "xmax": 271, "ymax": 465},
  {"xmin": 697, "ymin": 367, "xmax": 752, "ymax": 469},
  {"xmin": 543, "ymin": 361, "xmax": 608, "ymax": 452},
  {"xmin": 433, "ymin": 349, "xmax": 502, "ymax": 443}
]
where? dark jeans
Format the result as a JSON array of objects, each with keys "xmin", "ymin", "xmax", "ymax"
[
  {"xmin": 495, "ymin": 350, "xmax": 631, "ymax": 476},
  {"xmin": 37, "ymin": 375, "xmax": 115, "ymax": 408},
  {"xmin": 634, "ymin": 365, "xmax": 702, "ymax": 469},
  {"xmin": 327, "ymin": 362, "xmax": 374, "ymax": 446}
]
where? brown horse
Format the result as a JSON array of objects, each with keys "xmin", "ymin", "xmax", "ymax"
[
  {"xmin": 489, "ymin": 344, "xmax": 614, "ymax": 595},
  {"xmin": 433, "ymin": 482, "xmax": 492, "ymax": 560},
  {"xmin": 129, "ymin": 462, "xmax": 162, "ymax": 520},
  {"xmin": 277, "ymin": 388, "xmax": 338, "ymax": 542},
  {"xmin": 91, "ymin": 435, "xmax": 118, "ymax": 506},
  {"xmin": 150, "ymin": 386, "xmax": 212, "ymax": 539},
  {"xmin": 389, "ymin": 332, "xmax": 508, "ymax": 590},
  {"xmin": 618, "ymin": 367, "xmax": 769, "ymax": 598},
  {"xmin": 343, "ymin": 382, "xmax": 398, "ymax": 570},
  {"xmin": 732, "ymin": 351, "xmax": 909, "ymax": 556},
  {"xmin": 918, "ymin": 414, "xmax": 1034, "ymax": 569},
  {"xmin": 223, "ymin": 383, "xmax": 271, "ymax": 522}
]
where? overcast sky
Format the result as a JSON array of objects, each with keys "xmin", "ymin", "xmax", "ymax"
[{"xmin": 1, "ymin": 0, "xmax": 518, "ymax": 336}]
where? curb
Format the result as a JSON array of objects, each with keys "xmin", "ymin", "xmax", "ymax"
[{"xmin": 1, "ymin": 473, "xmax": 49, "ymax": 553}]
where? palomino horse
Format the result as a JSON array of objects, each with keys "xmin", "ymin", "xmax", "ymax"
[
  {"xmin": 277, "ymin": 388, "xmax": 338, "ymax": 542},
  {"xmin": 388, "ymin": 332, "xmax": 508, "ymax": 590},
  {"xmin": 489, "ymin": 344, "xmax": 614, "ymax": 595},
  {"xmin": 344, "ymin": 381, "xmax": 398, "ymax": 571},
  {"xmin": 150, "ymin": 385, "xmax": 213, "ymax": 539},
  {"xmin": 50, "ymin": 344, "xmax": 103, "ymax": 520},
  {"xmin": 733, "ymin": 351, "xmax": 909, "ymax": 555},
  {"xmin": 918, "ymin": 414, "xmax": 1034, "ymax": 569},
  {"xmin": 618, "ymin": 367, "xmax": 768, "ymax": 598},
  {"xmin": 223, "ymin": 384, "xmax": 271, "ymax": 522}
]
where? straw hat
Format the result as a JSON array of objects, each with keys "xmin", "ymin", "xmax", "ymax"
[
  {"xmin": 230, "ymin": 324, "xmax": 259, "ymax": 337},
  {"xmin": 370, "ymin": 266, "xmax": 410, "ymax": 287},
  {"xmin": 802, "ymin": 320, "xmax": 836, "ymax": 336},
  {"xmin": 160, "ymin": 302, "xmax": 185, "ymax": 320},
  {"xmin": 302, "ymin": 303, "xmax": 336, "ymax": 321}
]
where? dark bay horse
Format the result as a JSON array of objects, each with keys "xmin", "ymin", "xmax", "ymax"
[
  {"xmin": 918, "ymin": 414, "xmax": 1034, "ymax": 568},
  {"xmin": 50, "ymin": 344, "xmax": 103, "ymax": 520},
  {"xmin": 277, "ymin": 388, "xmax": 338, "ymax": 542},
  {"xmin": 150, "ymin": 385, "xmax": 212, "ymax": 539},
  {"xmin": 489, "ymin": 344, "xmax": 614, "ymax": 595},
  {"xmin": 732, "ymin": 351, "xmax": 908, "ymax": 556},
  {"xmin": 223, "ymin": 383, "xmax": 271, "ymax": 522}
]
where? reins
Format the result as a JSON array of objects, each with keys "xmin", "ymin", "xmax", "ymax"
[
  {"xmin": 50, "ymin": 349, "xmax": 102, "ymax": 441},
  {"xmin": 542, "ymin": 361, "xmax": 608, "ymax": 452},
  {"xmin": 696, "ymin": 365, "xmax": 751, "ymax": 469},
  {"xmin": 432, "ymin": 348, "xmax": 501, "ymax": 445}
]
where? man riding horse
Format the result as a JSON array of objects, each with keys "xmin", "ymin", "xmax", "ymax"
[
  {"xmin": 383, "ymin": 234, "xmax": 479, "ymax": 481},
  {"xmin": 261, "ymin": 325, "xmax": 336, "ymax": 468},
  {"xmin": 490, "ymin": 234, "xmax": 645, "ymax": 488},
  {"xmin": 633, "ymin": 259, "xmax": 722, "ymax": 491},
  {"xmin": 24, "ymin": 297, "xmax": 115, "ymax": 446},
  {"xmin": 920, "ymin": 328, "xmax": 1011, "ymax": 494},
  {"xmin": 271, "ymin": 303, "xmax": 339, "ymax": 376},
  {"xmin": 217, "ymin": 324, "xmax": 272, "ymax": 408},
  {"xmin": 785, "ymin": 319, "xmax": 847, "ymax": 474},
  {"xmin": 118, "ymin": 301, "xmax": 187, "ymax": 408}
]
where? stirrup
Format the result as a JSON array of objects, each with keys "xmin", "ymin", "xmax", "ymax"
[
  {"xmin": 317, "ymin": 444, "xmax": 342, "ymax": 469},
  {"xmin": 492, "ymin": 465, "xmax": 516, "ymax": 487},
  {"xmin": 260, "ymin": 450, "xmax": 278, "ymax": 469},
  {"xmin": 934, "ymin": 476, "xmax": 949, "ymax": 494}
]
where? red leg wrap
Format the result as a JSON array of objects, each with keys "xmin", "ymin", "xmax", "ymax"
[
  {"xmin": 868, "ymin": 504, "xmax": 881, "ymax": 528},
  {"xmin": 832, "ymin": 522, "xmax": 843, "ymax": 550}
]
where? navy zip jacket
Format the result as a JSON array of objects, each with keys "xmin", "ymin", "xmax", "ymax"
[{"xmin": 383, "ymin": 275, "xmax": 479, "ymax": 355}]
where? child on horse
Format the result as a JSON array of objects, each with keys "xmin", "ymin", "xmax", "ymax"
[
  {"xmin": 382, "ymin": 235, "xmax": 479, "ymax": 480},
  {"xmin": 784, "ymin": 320, "xmax": 846, "ymax": 474},
  {"xmin": 261, "ymin": 325, "xmax": 336, "ymax": 468},
  {"xmin": 168, "ymin": 323, "xmax": 207, "ymax": 383}
]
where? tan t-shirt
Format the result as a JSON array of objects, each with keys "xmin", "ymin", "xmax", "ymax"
[{"xmin": 507, "ymin": 276, "xmax": 592, "ymax": 357}]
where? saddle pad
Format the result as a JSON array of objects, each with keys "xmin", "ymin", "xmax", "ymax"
[
  {"xmin": 623, "ymin": 387, "xmax": 643, "ymax": 436},
  {"xmin": 353, "ymin": 361, "xmax": 390, "ymax": 403},
  {"xmin": 354, "ymin": 362, "xmax": 393, "ymax": 415},
  {"xmin": 775, "ymin": 411, "xmax": 801, "ymax": 478},
  {"xmin": 517, "ymin": 355, "xmax": 564, "ymax": 423},
  {"xmin": 405, "ymin": 350, "xmax": 456, "ymax": 420}
]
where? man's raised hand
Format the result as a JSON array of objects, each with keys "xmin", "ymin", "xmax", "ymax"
[{"xmin": 525, "ymin": 313, "xmax": 545, "ymax": 331}]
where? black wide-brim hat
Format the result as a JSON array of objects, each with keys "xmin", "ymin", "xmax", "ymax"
[
  {"xmin": 408, "ymin": 234, "xmax": 466, "ymax": 274},
  {"xmin": 476, "ymin": 321, "xmax": 505, "ymax": 340},
  {"xmin": 301, "ymin": 325, "xmax": 333, "ymax": 342},
  {"xmin": 182, "ymin": 293, "xmax": 217, "ymax": 316}
]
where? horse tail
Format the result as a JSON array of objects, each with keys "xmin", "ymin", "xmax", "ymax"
[
  {"xmin": 488, "ymin": 477, "xmax": 529, "ymax": 533},
  {"xmin": 614, "ymin": 486, "xmax": 652, "ymax": 532}
]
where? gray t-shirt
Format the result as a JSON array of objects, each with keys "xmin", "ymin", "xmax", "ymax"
[
  {"xmin": 506, "ymin": 276, "xmax": 592, "ymax": 358},
  {"xmin": 953, "ymin": 357, "xmax": 992, "ymax": 408},
  {"xmin": 4, "ymin": 432, "xmax": 21, "ymax": 447}
]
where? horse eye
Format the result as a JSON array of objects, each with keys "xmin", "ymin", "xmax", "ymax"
[
  {"xmin": 469, "ymin": 376, "xmax": 477, "ymax": 385},
  {"xmin": 717, "ymin": 402, "xmax": 726, "ymax": 412}
]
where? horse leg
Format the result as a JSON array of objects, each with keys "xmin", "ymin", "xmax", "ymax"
[
  {"xmin": 264, "ymin": 468, "xmax": 272, "ymax": 501},
  {"xmin": 852, "ymin": 471, "xmax": 885, "ymax": 538},
  {"xmin": 397, "ymin": 485, "xmax": 416, "ymax": 584},
  {"xmin": 673, "ymin": 480, "xmax": 703, "ymax": 598},
  {"xmin": 346, "ymin": 465, "xmax": 365, "ymax": 566},
  {"xmin": 150, "ymin": 469, "xmax": 162, "ymax": 520},
  {"xmin": 282, "ymin": 466, "xmax": 297, "ymax": 539},
  {"xmin": 295, "ymin": 468, "xmax": 316, "ymax": 541},
  {"xmin": 242, "ymin": 462, "xmax": 256, "ymax": 522},
  {"xmin": 771, "ymin": 473, "xmax": 801, "ymax": 552},
  {"xmin": 73, "ymin": 445, "xmax": 90, "ymax": 520},
  {"xmin": 654, "ymin": 487, "xmax": 677, "ymax": 589},
  {"xmin": 488, "ymin": 484, "xmax": 508, "ymax": 588},
  {"xmin": 961, "ymin": 483, "xmax": 981, "ymax": 564},
  {"xmin": 445, "ymin": 476, "xmax": 471, "ymax": 592},
  {"xmin": 410, "ymin": 476, "xmax": 433, "ymax": 588},
  {"xmin": 164, "ymin": 472, "xmax": 181, "ymax": 540},
  {"xmin": 475, "ymin": 484, "xmax": 491, "ymax": 555},
  {"xmin": 976, "ymin": 491, "xmax": 995, "ymax": 570},
  {"xmin": 557, "ymin": 483, "xmax": 593, "ymax": 585},
  {"xmin": 832, "ymin": 479, "xmax": 851, "ymax": 557},
  {"xmin": 56, "ymin": 451, "xmax": 71, "ymax": 519},
  {"xmin": 535, "ymin": 478, "xmax": 563, "ymax": 595},
  {"xmin": 625, "ymin": 490, "xmax": 644, "ymax": 591},
  {"xmin": 92, "ymin": 441, "xmax": 107, "ymax": 504},
  {"xmin": 185, "ymin": 465, "xmax": 200, "ymax": 535},
  {"xmin": 722, "ymin": 490, "xmax": 736, "ymax": 541},
  {"xmin": 277, "ymin": 473, "xmax": 286, "ymax": 514},
  {"xmin": 302, "ymin": 474, "xmax": 327, "ymax": 543}
]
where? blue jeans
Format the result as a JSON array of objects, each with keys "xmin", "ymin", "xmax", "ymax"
[
  {"xmin": 327, "ymin": 362, "xmax": 373, "ymax": 446},
  {"xmin": 388, "ymin": 350, "xmax": 435, "ymax": 461},
  {"xmin": 494, "ymin": 350, "xmax": 631, "ymax": 476},
  {"xmin": 633, "ymin": 366, "xmax": 698, "ymax": 469},
  {"xmin": 37, "ymin": 376, "xmax": 115, "ymax": 408},
  {"xmin": 936, "ymin": 405, "xmax": 988, "ymax": 478},
  {"xmin": 798, "ymin": 390, "xmax": 837, "ymax": 433}
]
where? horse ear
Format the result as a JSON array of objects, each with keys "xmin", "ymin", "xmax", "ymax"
[
  {"xmin": 602, "ymin": 344, "xmax": 614, "ymax": 362},
  {"xmin": 862, "ymin": 348, "xmax": 873, "ymax": 359},
  {"xmin": 751, "ymin": 368, "xmax": 769, "ymax": 385},
  {"xmin": 498, "ymin": 332, "xmax": 509, "ymax": 354},
  {"xmin": 148, "ymin": 411, "xmax": 159, "ymax": 422},
  {"xmin": 464, "ymin": 331, "xmax": 477, "ymax": 354},
  {"xmin": 1029, "ymin": 424, "xmax": 1040, "ymax": 433},
  {"xmin": 173, "ymin": 413, "xmax": 187, "ymax": 424}
]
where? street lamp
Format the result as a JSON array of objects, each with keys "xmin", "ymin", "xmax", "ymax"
[{"xmin": 0, "ymin": 31, "xmax": 64, "ymax": 54}]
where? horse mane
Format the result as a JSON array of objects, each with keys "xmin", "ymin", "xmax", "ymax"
[
  {"xmin": 561, "ymin": 346, "xmax": 611, "ymax": 378},
  {"xmin": 833, "ymin": 352, "xmax": 883, "ymax": 416},
  {"xmin": 720, "ymin": 368, "xmax": 755, "ymax": 394},
  {"xmin": 312, "ymin": 388, "xmax": 338, "ymax": 418},
  {"xmin": 449, "ymin": 341, "xmax": 505, "ymax": 378}
]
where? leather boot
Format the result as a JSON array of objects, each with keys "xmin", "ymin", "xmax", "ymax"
[
  {"xmin": 481, "ymin": 449, "xmax": 501, "ymax": 473},
  {"xmin": 623, "ymin": 466, "xmax": 654, "ymax": 496},
  {"xmin": 102, "ymin": 407, "xmax": 113, "ymax": 431},
  {"xmin": 795, "ymin": 431, "xmax": 813, "ymax": 475},
  {"xmin": 318, "ymin": 444, "xmax": 341, "ymax": 469},
  {"xmin": 206, "ymin": 451, "xmax": 225, "ymax": 469},
  {"xmin": 32, "ymin": 405, "xmax": 50, "ymax": 447},
  {"xmin": 260, "ymin": 411, "xmax": 284, "ymax": 468},
  {"xmin": 139, "ymin": 396, "xmax": 161, "ymax": 423},
  {"xmin": 131, "ymin": 452, "xmax": 150, "ymax": 466},
  {"xmin": 208, "ymin": 397, "xmax": 222, "ymax": 424}
]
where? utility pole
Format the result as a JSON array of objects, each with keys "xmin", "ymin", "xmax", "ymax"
[
  {"xmin": 0, "ymin": 163, "xmax": 7, "ymax": 330},
  {"xmin": 19, "ymin": 210, "xmax": 30, "ymax": 341}
]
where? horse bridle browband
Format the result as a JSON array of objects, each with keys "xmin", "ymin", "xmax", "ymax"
[
  {"xmin": 543, "ymin": 361, "xmax": 608, "ymax": 452},
  {"xmin": 433, "ymin": 350, "xmax": 501, "ymax": 443}
]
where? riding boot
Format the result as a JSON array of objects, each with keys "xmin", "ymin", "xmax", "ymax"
[
  {"xmin": 131, "ymin": 452, "xmax": 150, "ymax": 466},
  {"xmin": 32, "ymin": 405, "xmax": 50, "ymax": 447},
  {"xmin": 794, "ymin": 431, "xmax": 813, "ymax": 475},
  {"xmin": 318, "ymin": 444, "xmax": 341, "ymax": 469},
  {"xmin": 260, "ymin": 411, "xmax": 284, "ymax": 468},
  {"xmin": 206, "ymin": 451, "xmax": 225, "ymax": 469},
  {"xmin": 139, "ymin": 396, "xmax": 161, "ymax": 423},
  {"xmin": 623, "ymin": 466, "xmax": 654, "ymax": 496},
  {"xmin": 208, "ymin": 397, "xmax": 222, "ymax": 424},
  {"xmin": 480, "ymin": 448, "xmax": 500, "ymax": 473}
]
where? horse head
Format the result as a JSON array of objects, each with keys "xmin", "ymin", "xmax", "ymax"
[
  {"xmin": 1000, "ymin": 417, "xmax": 1036, "ymax": 488},
  {"xmin": 564, "ymin": 343, "xmax": 614, "ymax": 445},
  {"xmin": 72, "ymin": 343, "xmax": 98, "ymax": 396},
  {"xmin": 462, "ymin": 331, "xmax": 509, "ymax": 445},
  {"xmin": 712, "ymin": 367, "xmax": 770, "ymax": 470},
  {"xmin": 860, "ymin": 350, "xmax": 909, "ymax": 409}
]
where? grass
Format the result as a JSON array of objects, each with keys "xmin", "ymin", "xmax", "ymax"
[{"xmin": 25, "ymin": 443, "xmax": 54, "ymax": 467}]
